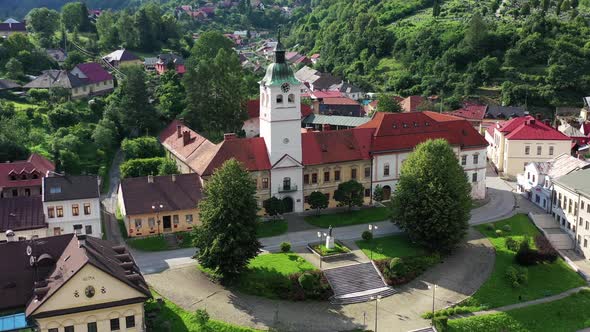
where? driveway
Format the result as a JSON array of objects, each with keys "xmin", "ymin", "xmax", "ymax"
[{"xmin": 146, "ymin": 228, "xmax": 495, "ymax": 332}]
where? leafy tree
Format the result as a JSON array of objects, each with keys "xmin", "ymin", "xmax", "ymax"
[
  {"xmin": 63, "ymin": 51, "xmax": 86, "ymax": 70},
  {"xmin": 376, "ymin": 94, "xmax": 402, "ymax": 113},
  {"xmin": 308, "ymin": 191, "xmax": 329, "ymax": 215},
  {"xmin": 263, "ymin": 196, "xmax": 285, "ymax": 219},
  {"xmin": 192, "ymin": 159, "xmax": 261, "ymax": 280},
  {"xmin": 121, "ymin": 136, "xmax": 164, "ymax": 160},
  {"xmin": 92, "ymin": 118, "xmax": 119, "ymax": 153},
  {"xmin": 47, "ymin": 103, "xmax": 83, "ymax": 129},
  {"xmin": 158, "ymin": 159, "xmax": 179, "ymax": 175},
  {"xmin": 26, "ymin": 8, "xmax": 60, "ymax": 45},
  {"xmin": 119, "ymin": 157, "xmax": 167, "ymax": 178},
  {"xmin": 96, "ymin": 10, "xmax": 119, "ymax": 50},
  {"xmin": 117, "ymin": 11, "xmax": 137, "ymax": 49},
  {"xmin": 156, "ymin": 71, "xmax": 185, "ymax": 121},
  {"xmin": 433, "ymin": 0, "xmax": 442, "ymax": 17},
  {"xmin": 61, "ymin": 2, "xmax": 91, "ymax": 32},
  {"xmin": 391, "ymin": 139, "xmax": 471, "ymax": 253},
  {"xmin": 5, "ymin": 58, "xmax": 24, "ymax": 80},
  {"xmin": 373, "ymin": 185, "xmax": 384, "ymax": 202},
  {"xmin": 334, "ymin": 180, "xmax": 364, "ymax": 210}
]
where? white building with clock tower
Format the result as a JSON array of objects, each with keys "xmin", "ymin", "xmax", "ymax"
[{"xmin": 259, "ymin": 37, "xmax": 305, "ymax": 212}]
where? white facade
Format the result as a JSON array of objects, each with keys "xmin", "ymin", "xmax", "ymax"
[
  {"xmin": 43, "ymin": 198, "xmax": 101, "ymax": 238},
  {"xmin": 517, "ymin": 163, "xmax": 551, "ymax": 211}
]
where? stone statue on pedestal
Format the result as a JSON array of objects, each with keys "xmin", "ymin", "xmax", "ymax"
[{"xmin": 326, "ymin": 225, "xmax": 335, "ymax": 249}]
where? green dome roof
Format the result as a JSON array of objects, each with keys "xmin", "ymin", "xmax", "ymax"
[{"xmin": 262, "ymin": 62, "xmax": 300, "ymax": 87}]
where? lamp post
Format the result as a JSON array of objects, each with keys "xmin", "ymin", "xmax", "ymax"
[
  {"xmin": 368, "ymin": 224, "xmax": 378, "ymax": 261},
  {"xmin": 429, "ymin": 283, "xmax": 437, "ymax": 326},
  {"xmin": 151, "ymin": 203, "xmax": 164, "ymax": 236},
  {"xmin": 369, "ymin": 295, "xmax": 382, "ymax": 332}
]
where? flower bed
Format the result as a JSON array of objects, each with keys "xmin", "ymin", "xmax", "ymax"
[{"xmin": 308, "ymin": 240, "xmax": 354, "ymax": 259}]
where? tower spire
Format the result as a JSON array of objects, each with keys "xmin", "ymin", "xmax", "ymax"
[{"xmin": 274, "ymin": 28, "xmax": 285, "ymax": 64}]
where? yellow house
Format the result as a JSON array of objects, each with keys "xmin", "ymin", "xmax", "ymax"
[
  {"xmin": 118, "ymin": 174, "xmax": 203, "ymax": 238},
  {"xmin": 0, "ymin": 234, "xmax": 151, "ymax": 332},
  {"xmin": 486, "ymin": 116, "xmax": 572, "ymax": 177}
]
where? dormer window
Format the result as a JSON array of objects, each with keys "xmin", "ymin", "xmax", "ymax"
[
  {"xmin": 32, "ymin": 173, "xmax": 39, "ymax": 179},
  {"xmin": 276, "ymin": 95, "xmax": 283, "ymax": 104},
  {"xmin": 21, "ymin": 174, "xmax": 27, "ymax": 180},
  {"xmin": 413, "ymin": 121, "xmax": 419, "ymax": 127},
  {"xmin": 425, "ymin": 122, "xmax": 430, "ymax": 126},
  {"xmin": 49, "ymin": 187, "xmax": 62, "ymax": 194},
  {"xmin": 10, "ymin": 175, "xmax": 16, "ymax": 181}
]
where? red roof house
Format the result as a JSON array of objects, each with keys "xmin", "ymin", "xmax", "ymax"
[
  {"xmin": 0, "ymin": 154, "xmax": 55, "ymax": 198},
  {"xmin": 72, "ymin": 63, "xmax": 113, "ymax": 83},
  {"xmin": 401, "ymin": 96, "xmax": 425, "ymax": 112}
]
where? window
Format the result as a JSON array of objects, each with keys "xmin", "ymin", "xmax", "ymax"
[
  {"xmin": 537, "ymin": 146, "xmax": 542, "ymax": 155},
  {"xmin": 473, "ymin": 154, "xmax": 479, "ymax": 165},
  {"xmin": 84, "ymin": 203, "xmax": 91, "ymax": 215},
  {"xmin": 580, "ymin": 218, "xmax": 584, "ymax": 226},
  {"xmin": 578, "ymin": 235, "xmax": 582, "ymax": 244},
  {"xmin": 25, "ymin": 188, "xmax": 30, "ymax": 196},
  {"xmin": 304, "ymin": 195, "xmax": 309, "ymax": 204},
  {"xmin": 64, "ymin": 326, "xmax": 74, "ymax": 332},
  {"xmin": 351, "ymin": 168, "xmax": 357, "ymax": 179},
  {"xmin": 276, "ymin": 95, "xmax": 283, "ymax": 103},
  {"xmin": 586, "ymin": 221, "xmax": 589, "ymax": 231},
  {"xmin": 48, "ymin": 207, "xmax": 55, "ymax": 218},
  {"xmin": 472, "ymin": 173, "xmax": 478, "ymax": 182},
  {"xmin": 461, "ymin": 155, "xmax": 467, "ymax": 166},
  {"xmin": 364, "ymin": 167, "xmax": 370, "ymax": 178},
  {"xmin": 532, "ymin": 175, "xmax": 536, "ymax": 183},
  {"xmin": 334, "ymin": 170, "xmax": 341, "ymax": 181},
  {"xmin": 304, "ymin": 174, "xmax": 310, "ymax": 184},
  {"xmin": 549, "ymin": 146, "xmax": 554, "ymax": 155},
  {"xmin": 364, "ymin": 188, "xmax": 371, "ymax": 197},
  {"xmin": 525, "ymin": 146, "xmax": 530, "ymax": 155},
  {"xmin": 186, "ymin": 214, "xmax": 193, "ymax": 223},
  {"xmin": 72, "ymin": 204, "xmax": 79, "ymax": 216},
  {"xmin": 326, "ymin": 193, "xmax": 330, "ymax": 200},
  {"xmin": 283, "ymin": 177, "xmax": 291, "ymax": 190},
  {"xmin": 262, "ymin": 178, "xmax": 269, "ymax": 189},
  {"xmin": 569, "ymin": 199, "xmax": 573, "ymax": 213},
  {"xmin": 384, "ymin": 164, "xmax": 390, "ymax": 176},
  {"xmin": 56, "ymin": 206, "xmax": 64, "ymax": 218},
  {"xmin": 135, "ymin": 219, "xmax": 142, "ymax": 228},
  {"xmin": 585, "ymin": 239, "xmax": 588, "ymax": 248},
  {"xmin": 126, "ymin": 315, "xmax": 136, "ymax": 328},
  {"xmin": 324, "ymin": 171, "xmax": 330, "ymax": 182},
  {"xmin": 582, "ymin": 201, "xmax": 585, "ymax": 210},
  {"xmin": 11, "ymin": 189, "xmax": 17, "ymax": 196},
  {"xmin": 311, "ymin": 173, "xmax": 318, "ymax": 184},
  {"xmin": 85, "ymin": 225, "xmax": 92, "ymax": 235},
  {"xmin": 49, "ymin": 186, "xmax": 61, "ymax": 194},
  {"xmin": 173, "ymin": 215, "xmax": 179, "ymax": 224},
  {"xmin": 110, "ymin": 318, "xmax": 120, "ymax": 331},
  {"xmin": 288, "ymin": 94, "xmax": 295, "ymax": 103},
  {"xmin": 148, "ymin": 218, "xmax": 155, "ymax": 228},
  {"xmin": 87, "ymin": 322, "xmax": 97, "ymax": 332}
]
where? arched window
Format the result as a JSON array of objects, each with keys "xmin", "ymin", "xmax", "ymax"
[
  {"xmin": 384, "ymin": 164, "xmax": 390, "ymax": 176},
  {"xmin": 276, "ymin": 94, "xmax": 283, "ymax": 104},
  {"xmin": 288, "ymin": 94, "xmax": 295, "ymax": 103},
  {"xmin": 283, "ymin": 177, "xmax": 291, "ymax": 190}
]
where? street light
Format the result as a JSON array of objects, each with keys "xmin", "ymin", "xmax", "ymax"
[
  {"xmin": 369, "ymin": 295, "xmax": 382, "ymax": 332},
  {"xmin": 151, "ymin": 203, "xmax": 164, "ymax": 235},
  {"xmin": 368, "ymin": 224, "xmax": 378, "ymax": 261},
  {"xmin": 428, "ymin": 283, "xmax": 437, "ymax": 326}
]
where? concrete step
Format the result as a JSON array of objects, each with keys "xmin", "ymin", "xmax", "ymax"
[
  {"xmin": 323, "ymin": 262, "xmax": 387, "ymax": 297},
  {"xmin": 331, "ymin": 287, "xmax": 396, "ymax": 305}
]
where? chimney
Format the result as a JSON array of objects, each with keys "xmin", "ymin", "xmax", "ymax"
[
  {"xmin": 543, "ymin": 119, "xmax": 551, "ymax": 126},
  {"xmin": 529, "ymin": 119, "xmax": 536, "ymax": 125},
  {"xmin": 322, "ymin": 124, "xmax": 331, "ymax": 131},
  {"xmin": 536, "ymin": 113, "xmax": 542, "ymax": 120},
  {"xmin": 177, "ymin": 125, "xmax": 182, "ymax": 138},
  {"xmin": 182, "ymin": 131, "xmax": 190, "ymax": 146},
  {"xmin": 77, "ymin": 234, "xmax": 87, "ymax": 248},
  {"xmin": 148, "ymin": 175, "xmax": 154, "ymax": 183},
  {"xmin": 172, "ymin": 174, "xmax": 176, "ymax": 182},
  {"xmin": 224, "ymin": 133, "xmax": 237, "ymax": 141},
  {"xmin": 5, "ymin": 230, "xmax": 15, "ymax": 242}
]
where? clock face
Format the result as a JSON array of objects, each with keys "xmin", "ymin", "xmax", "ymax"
[
  {"xmin": 85, "ymin": 285, "xmax": 95, "ymax": 298},
  {"xmin": 283, "ymin": 138, "xmax": 290, "ymax": 144},
  {"xmin": 281, "ymin": 83, "xmax": 290, "ymax": 93}
]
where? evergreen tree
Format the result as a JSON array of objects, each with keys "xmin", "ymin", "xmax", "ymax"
[
  {"xmin": 391, "ymin": 139, "xmax": 471, "ymax": 253},
  {"xmin": 433, "ymin": 0, "xmax": 442, "ymax": 17},
  {"xmin": 193, "ymin": 159, "xmax": 261, "ymax": 280},
  {"xmin": 464, "ymin": 13, "xmax": 488, "ymax": 53}
]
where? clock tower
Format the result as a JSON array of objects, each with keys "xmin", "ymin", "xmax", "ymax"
[{"xmin": 259, "ymin": 35, "xmax": 304, "ymax": 212}]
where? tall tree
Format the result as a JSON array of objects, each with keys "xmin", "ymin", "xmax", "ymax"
[
  {"xmin": 391, "ymin": 139, "xmax": 471, "ymax": 253},
  {"xmin": 156, "ymin": 70, "xmax": 185, "ymax": 121},
  {"xmin": 26, "ymin": 8, "xmax": 60, "ymax": 46},
  {"xmin": 334, "ymin": 180, "xmax": 364, "ymax": 210},
  {"xmin": 464, "ymin": 13, "xmax": 488, "ymax": 53},
  {"xmin": 117, "ymin": 11, "xmax": 137, "ymax": 49},
  {"xmin": 433, "ymin": 0, "xmax": 442, "ymax": 17},
  {"xmin": 308, "ymin": 191, "xmax": 329, "ymax": 215},
  {"xmin": 192, "ymin": 159, "xmax": 261, "ymax": 280},
  {"xmin": 96, "ymin": 10, "xmax": 119, "ymax": 50},
  {"xmin": 376, "ymin": 94, "xmax": 402, "ymax": 113},
  {"xmin": 61, "ymin": 2, "xmax": 91, "ymax": 32}
]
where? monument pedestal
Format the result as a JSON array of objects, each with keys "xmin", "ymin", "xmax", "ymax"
[{"xmin": 325, "ymin": 236, "xmax": 335, "ymax": 249}]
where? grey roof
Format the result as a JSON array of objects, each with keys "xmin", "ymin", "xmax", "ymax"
[
  {"xmin": 302, "ymin": 114, "xmax": 370, "ymax": 127},
  {"xmin": 554, "ymin": 167, "xmax": 590, "ymax": 197},
  {"xmin": 0, "ymin": 79, "xmax": 21, "ymax": 90},
  {"xmin": 330, "ymin": 81, "xmax": 362, "ymax": 94},
  {"xmin": 556, "ymin": 107, "xmax": 581, "ymax": 115},
  {"xmin": 561, "ymin": 124, "xmax": 585, "ymax": 138},
  {"xmin": 3, "ymin": 18, "xmax": 20, "ymax": 24},
  {"xmin": 46, "ymin": 49, "xmax": 67, "ymax": 63},
  {"xmin": 157, "ymin": 53, "xmax": 184, "ymax": 66},
  {"xmin": 144, "ymin": 57, "xmax": 158, "ymax": 66},
  {"xmin": 295, "ymin": 66, "xmax": 320, "ymax": 83},
  {"xmin": 485, "ymin": 106, "xmax": 527, "ymax": 119},
  {"xmin": 43, "ymin": 175, "xmax": 99, "ymax": 202},
  {"xmin": 23, "ymin": 70, "xmax": 85, "ymax": 89}
]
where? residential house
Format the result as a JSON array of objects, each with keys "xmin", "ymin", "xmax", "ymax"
[
  {"xmin": 401, "ymin": 96, "xmax": 425, "ymax": 113},
  {"xmin": 552, "ymin": 168, "xmax": 590, "ymax": 258},
  {"xmin": 486, "ymin": 116, "xmax": 572, "ymax": 177},
  {"xmin": 155, "ymin": 53, "xmax": 185, "ymax": 75},
  {"xmin": 0, "ymin": 234, "xmax": 150, "ymax": 332},
  {"xmin": 485, "ymin": 105, "xmax": 527, "ymax": 119},
  {"xmin": 42, "ymin": 175, "xmax": 102, "ymax": 238},
  {"xmin": 0, "ymin": 20, "xmax": 26, "ymax": 38},
  {"xmin": 0, "ymin": 154, "xmax": 55, "ymax": 198},
  {"xmin": 102, "ymin": 49, "xmax": 141, "ymax": 68},
  {"xmin": 0, "ymin": 197, "xmax": 46, "ymax": 242},
  {"xmin": 0, "ymin": 78, "xmax": 21, "ymax": 92},
  {"xmin": 559, "ymin": 123, "xmax": 590, "ymax": 147},
  {"xmin": 45, "ymin": 49, "xmax": 67, "ymax": 65},
  {"xmin": 580, "ymin": 97, "xmax": 590, "ymax": 121},
  {"xmin": 517, "ymin": 154, "xmax": 590, "ymax": 211},
  {"xmin": 87, "ymin": 9, "xmax": 103, "ymax": 21},
  {"xmin": 319, "ymin": 97, "xmax": 362, "ymax": 117},
  {"xmin": 242, "ymin": 99, "xmax": 312, "ymax": 138},
  {"xmin": 329, "ymin": 82, "xmax": 363, "ymax": 100},
  {"xmin": 24, "ymin": 63, "xmax": 114, "ymax": 98},
  {"xmin": 160, "ymin": 42, "xmax": 489, "ymax": 213},
  {"xmin": 449, "ymin": 103, "xmax": 487, "ymax": 130},
  {"xmin": 118, "ymin": 174, "xmax": 202, "ymax": 238}
]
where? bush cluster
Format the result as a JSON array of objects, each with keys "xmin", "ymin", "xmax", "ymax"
[
  {"xmin": 280, "ymin": 241, "xmax": 291, "ymax": 253},
  {"xmin": 287, "ymin": 270, "xmax": 333, "ymax": 301},
  {"xmin": 505, "ymin": 266, "xmax": 528, "ymax": 288},
  {"xmin": 505, "ymin": 237, "xmax": 519, "ymax": 252},
  {"xmin": 515, "ymin": 235, "xmax": 558, "ymax": 266},
  {"xmin": 362, "ymin": 230, "xmax": 373, "ymax": 241},
  {"xmin": 375, "ymin": 254, "xmax": 441, "ymax": 286}
]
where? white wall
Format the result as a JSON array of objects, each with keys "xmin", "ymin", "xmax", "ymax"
[{"xmin": 43, "ymin": 198, "xmax": 102, "ymax": 237}]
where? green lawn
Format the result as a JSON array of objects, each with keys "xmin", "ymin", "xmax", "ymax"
[
  {"xmin": 236, "ymin": 253, "xmax": 316, "ymax": 299},
  {"xmin": 311, "ymin": 242, "xmax": 351, "ymax": 256},
  {"xmin": 256, "ymin": 219, "xmax": 288, "ymax": 238},
  {"xmin": 146, "ymin": 290, "xmax": 262, "ymax": 332},
  {"xmin": 356, "ymin": 234, "xmax": 427, "ymax": 260},
  {"xmin": 304, "ymin": 207, "xmax": 390, "ymax": 228},
  {"xmin": 460, "ymin": 214, "xmax": 586, "ymax": 311},
  {"xmin": 9, "ymin": 100, "xmax": 39, "ymax": 111},
  {"xmin": 448, "ymin": 289, "xmax": 590, "ymax": 332}
]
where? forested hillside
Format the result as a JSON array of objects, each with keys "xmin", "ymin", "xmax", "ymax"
[
  {"xmin": 290, "ymin": 0, "xmax": 590, "ymax": 108},
  {"xmin": 0, "ymin": 0, "xmax": 148, "ymax": 18}
]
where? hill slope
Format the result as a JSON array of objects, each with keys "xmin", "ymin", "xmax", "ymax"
[{"xmin": 0, "ymin": 0, "xmax": 144, "ymax": 19}]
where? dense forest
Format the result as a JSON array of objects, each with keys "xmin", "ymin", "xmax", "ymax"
[{"xmin": 289, "ymin": 0, "xmax": 590, "ymax": 109}]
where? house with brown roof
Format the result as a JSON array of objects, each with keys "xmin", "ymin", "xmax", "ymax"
[
  {"xmin": 0, "ymin": 154, "xmax": 55, "ymax": 199},
  {"xmin": 0, "ymin": 197, "xmax": 46, "ymax": 242},
  {"xmin": 102, "ymin": 49, "xmax": 141, "ymax": 68},
  {"xmin": 0, "ymin": 234, "xmax": 150, "ymax": 331},
  {"xmin": 118, "ymin": 174, "xmax": 203, "ymax": 237}
]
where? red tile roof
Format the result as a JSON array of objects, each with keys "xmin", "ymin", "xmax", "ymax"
[
  {"xmin": 0, "ymin": 154, "xmax": 55, "ymax": 190},
  {"xmin": 401, "ymin": 95, "xmax": 425, "ymax": 112},
  {"xmin": 246, "ymin": 99, "xmax": 312, "ymax": 119},
  {"xmin": 302, "ymin": 128, "xmax": 373, "ymax": 165},
  {"xmin": 358, "ymin": 111, "xmax": 488, "ymax": 152},
  {"xmin": 310, "ymin": 91, "xmax": 344, "ymax": 99},
  {"xmin": 497, "ymin": 116, "xmax": 570, "ymax": 140},
  {"xmin": 201, "ymin": 137, "xmax": 271, "ymax": 176},
  {"xmin": 74, "ymin": 63, "xmax": 113, "ymax": 83},
  {"xmin": 449, "ymin": 104, "xmax": 487, "ymax": 121},
  {"xmin": 322, "ymin": 97, "xmax": 359, "ymax": 106}
]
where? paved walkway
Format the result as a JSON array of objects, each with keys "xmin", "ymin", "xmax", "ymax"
[{"xmin": 146, "ymin": 228, "xmax": 495, "ymax": 332}]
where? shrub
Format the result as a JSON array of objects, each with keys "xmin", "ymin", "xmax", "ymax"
[
  {"xmin": 495, "ymin": 229, "xmax": 503, "ymax": 237},
  {"xmin": 388, "ymin": 257, "xmax": 407, "ymax": 277},
  {"xmin": 505, "ymin": 266, "xmax": 528, "ymax": 288},
  {"xmin": 120, "ymin": 157, "xmax": 167, "ymax": 178},
  {"xmin": 280, "ymin": 241, "xmax": 291, "ymax": 253},
  {"xmin": 194, "ymin": 308, "xmax": 210, "ymax": 326},
  {"xmin": 485, "ymin": 223, "xmax": 495, "ymax": 231},
  {"xmin": 502, "ymin": 225, "xmax": 512, "ymax": 232},
  {"xmin": 505, "ymin": 237, "xmax": 519, "ymax": 252},
  {"xmin": 433, "ymin": 315, "xmax": 448, "ymax": 331},
  {"xmin": 121, "ymin": 136, "xmax": 164, "ymax": 160},
  {"xmin": 298, "ymin": 272, "xmax": 319, "ymax": 291},
  {"xmin": 362, "ymin": 230, "xmax": 373, "ymax": 241},
  {"xmin": 535, "ymin": 234, "xmax": 558, "ymax": 263}
]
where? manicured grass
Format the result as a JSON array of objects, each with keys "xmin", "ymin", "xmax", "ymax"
[
  {"xmin": 311, "ymin": 242, "xmax": 351, "ymax": 256},
  {"xmin": 128, "ymin": 235, "xmax": 168, "ymax": 251},
  {"xmin": 146, "ymin": 290, "xmax": 262, "ymax": 332},
  {"xmin": 460, "ymin": 214, "xmax": 586, "ymax": 311},
  {"xmin": 256, "ymin": 219, "xmax": 288, "ymax": 238},
  {"xmin": 447, "ymin": 289, "xmax": 590, "ymax": 332},
  {"xmin": 236, "ymin": 253, "xmax": 316, "ymax": 299},
  {"xmin": 304, "ymin": 207, "xmax": 390, "ymax": 228},
  {"xmin": 356, "ymin": 234, "xmax": 427, "ymax": 260}
]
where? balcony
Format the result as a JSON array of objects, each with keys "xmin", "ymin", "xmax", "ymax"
[{"xmin": 278, "ymin": 184, "xmax": 298, "ymax": 193}]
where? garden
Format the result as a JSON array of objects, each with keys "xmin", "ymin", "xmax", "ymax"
[
  {"xmin": 304, "ymin": 207, "xmax": 390, "ymax": 228},
  {"xmin": 428, "ymin": 214, "xmax": 586, "ymax": 318}
]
